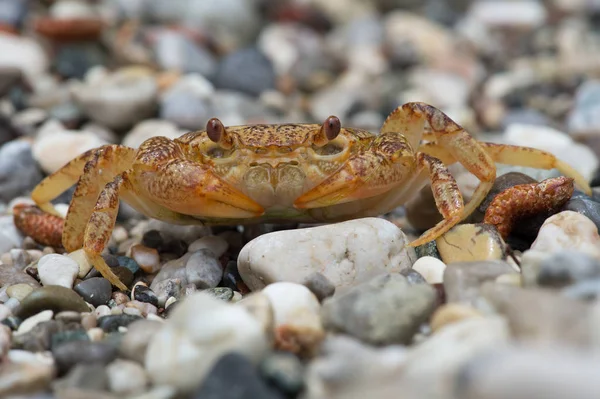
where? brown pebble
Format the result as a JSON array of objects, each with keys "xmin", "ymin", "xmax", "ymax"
[
  {"xmin": 430, "ymin": 303, "xmax": 483, "ymax": 332},
  {"xmin": 81, "ymin": 314, "xmax": 98, "ymax": 330}
]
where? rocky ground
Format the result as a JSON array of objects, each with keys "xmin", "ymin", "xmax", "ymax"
[{"xmin": 2, "ymin": 0, "xmax": 600, "ymax": 398}]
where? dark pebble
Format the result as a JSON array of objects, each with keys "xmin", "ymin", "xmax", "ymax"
[
  {"xmin": 213, "ymin": 47, "xmax": 276, "ymax": 97},
  {"xmin": 1, "ymin": 315, "xmax": 20, "ymax": 330},
  {"xmin": 50, "ymin": 329, "xmax": 90, "ymax": 350},
  {"xmin": 13, "ymin": 320, "xmax": 81, "ymax": 352},
  {"xmin": 414, "ymin": 241, "xmax": 440, "ymax": 259},
  {"xmin": 194, "ymin": 352, "xmax": 285, "ymax": 399},
  {"xmin": 400, "ymin": 269, "xmax": 428, "ymax": 285},
  {"xmin": 141, "ymin": 230, "xmax": 163, "ymax": 249},
  {"xmin": 117, "ymin": 256, "xmax": 140, "ymax": 274},
  {"xmin": 102, "ymin": 253, "xmax": 120, "ymax": 268},
  {"xmin": 97, "ymin": 314, "xmax": 143, "ymax": 333},
  {"xmin": 132, "ymin": 284, "xmax": 159, "ymax": 307},
  {"xmin": 0, "ymin": 140, "xmax": 43, "ymax": 202},
  {"xmin": 15, "ymin": 286, "xmax": 90, "ymax": 319},
  {"xmin": 563, "ymin": 192, "xmax": 600, "ymax": 232},
  {"xmin": 52, "ymin": 340, "xmax": 119, "ymax": 375},
  {"xmin": 222, "ymin": 261, "xmax": 249, "ymax": 294},
  {"xmin": 54, "ymin": 43, "xmax": 107, "ymax": 80},
  {"xmin": 74, "ymin": 277, "xmax": 112, "ymax": 307},
  {"xmin": 165, "ymin": 239, "xmax": 188, "ymax": 258},
  {"xmin": 302, "ymin": 272, "xmax": 335, "ymax": 302},
  {"xmin": 259, "ymin": 352, "xmax": 305, "ymax": 396},
  {"xmin": 111, "ymin": 266, "xmax": 134, "ymax": 288}
]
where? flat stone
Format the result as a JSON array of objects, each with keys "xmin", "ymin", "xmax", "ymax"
[
  {"xmin": 437, "ymin": 224, "xmax": 507, "ymax": 264},
  {"xmin": 321, "ymin": 273, "xmax": 437, "ymax": 345},
  {"xmin": 15, "ymin": 286, "xmax": 90, "ymax": 319},
  {"xmin": 238, "ymin": 218, "xmax": 416, "ymax": 295},
  {"xmin": 443, "ymin": 260, "xmax": 517, "ymax": 306}
]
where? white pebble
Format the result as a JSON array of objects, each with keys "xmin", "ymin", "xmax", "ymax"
[
  {"xmin": 94, "ymin": 305, "xmax": 111, "ymax": 318},
  {"xmin": 37, "ymin": 253, "xmax": 80, "ymax": 288},
  {"xmin": 15, "ymin": 310, "xmax": 53, "ymax": 336},
  {"xmin": 188, "ymin": 236, "xmax": 229, "ymax": 257},
  {"xmin": 411, "ymin": 256, "xmax": 447, "ymax": 284},
  {"xmin": 0, "ymin": 304, "xmax": 12, "ymax": 321},
  {"xmin": 124, "ymin": 307, "xmax": 141, "ymax": 317},
  {"xmin": 530, "ymin": 211, "xmax": 600, "ymax": 258},
  {"xmin": 87, "ymin": 327, "xmax": 104, "ymax": 342},
  {"xmin": 107, "ymin": 359, "xmax": 148, "ymax": 395}
]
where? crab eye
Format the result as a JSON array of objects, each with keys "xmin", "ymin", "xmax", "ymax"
[
  {"xmin": 207, "ymin": 118, "xmax": 225, "ymax": 143},
  {"xmin": 324, "ymin": 116, "xmax": 341, "ymax": 140}
]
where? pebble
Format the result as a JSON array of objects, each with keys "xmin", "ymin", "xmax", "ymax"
[
  {"xmin": 522, "ymin": 250, "xmax": 600, "ymax": 288},
  {"xmin": 119, "ymin": 319, "xmax": 164, "ymax": 364},
  {"xmin": 15, "ymin": 285, "xmax": 89, "ymax": 319},
  {"xmin": 568, "ymin": 79, "xmax": 600, "ymax": 135},
  {"xmin": 238, "ymin": 218, "xmax": 416, "ymax": 294},
  {"xmin": 159, "ymin": 73, "xmax": 214, "ymax": 130},
  {"xmin": 122, "ymin": 119, "xmax": 183, "ymax": 149},
  {"xmin": 0, "ymin": 140, "xmax": 43, "ymax": 202},
  {"xmin": 0, "ymin": 323, "xmax": 9, "ymax": 357},
  {"xmin": 301, "ymin": 272, "xmax": 336, "ymax": 302},
  {"xmin": 400, "ymin": 268, "xmax": 428, "ymax": 285},
  {"xmin": 0, "ymin": 214, "xmax": 25, "ymax": 254},
  {"xmin": 205, "ymin": 287, "xmax": 234, "ymax": 301},
  {"xmin": 529, "ymin": 211, "xmax": 600, "ymax": 258},
  {"xmin": 468, "ymin": 1, "xmax": 547, "ymax": 28},
  {"xmin": 106, "ymin": 359, "xmax": 148, "ymax": 395},
  {"xmin": 145, "ymin": 291, "xmax": 270, "ymax": 393},
  {"xmin": 0, "ymin": 358, "xmax": 55, "ymax": 397},
  {"xmin": 6, "ymin": 283, "xmax": 34, "ymax": 301},
  {"xmin": 14, "ymin": 309, "xmax": 53, "ymax": 336},
  {"xmin": 188, "ymin": 235, "xmax": 229, "ymax": 258},
  {"xmin": 321, "ymin": 273, "xmax": 437, "ymax": 345},
  {"xmin": 37, "ymin": 253, "xmax": 80, "ymax": 288},
  {"xmin": 70, "ymin": 66, "xmax": 158, "ymax": 130},
  {"xmin": 132, "ymin": 284, "xmax": 159, "ymax": 307},
  {"xmin": 443, "ymin": 260, "xmax": 517, "ymax": 305},
  {"xmin": 52, "ymin": 340, "xmax": 119, "ymax": 375},
  {"xmin": 0, "ymin": 33, "xmax": 48, "ymax": 80},
  {"xmin": 411, "ymin": 256, "xmax": 447, "ymax": 284},
  {"xmin": 153, "ymin": 31, "xmax": 218, "ymax": 77},
  {"xmin": 259, "ymin": 351, "xmax": 305, "ymax": 397},
  {"xmin": 262, "ymin": 282, "xmax": 324, "ymax": 357},
  {"xmin": 214, "ymin": 47, "xmax": 276, "ymax": 97},
  {"xmin": 0, "ymin": 303, "xmax": 11, "ymax": 321},
  {"xmin": 54, "ymin": 311, "xmax": 81, "ymax": 324},
  {"xmin": 73, "ymin": 277, "xmax": 112, "ymax": 307},
  {"xmin": 129, "ymin": 244, "xmax": 160, "ymax": 274},
  {"xmin": 32, "ymin": 126, "xmax": 109, "ymax": 175},
  {"xmin": 97, "ymin": 314, "xmax": 142, "ymax": 333},
  {"xmin": 53, "ymin": 363, "xmax": 108, "ymax": 394},
  {"xmin": 117, "ymin": 255, "xmax": 140, "ymax": 274},
  {"xmin": 67, "ymin": 249, "xmax": 93, "ymax": 278},
  {"xmin": 565, "ymin": 192, "xmax": 600, "ymax": 232},
  {"xmin": 185, "ymin": 249, "xmax": 223, "ymax": 289},
  {"xmin": 437, "ymin": 224, "xmax": 507, "ymax": 264}
]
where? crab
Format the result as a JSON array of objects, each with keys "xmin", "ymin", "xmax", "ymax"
[{"xmin": 31, "ymin": 102, "xmax": 591, "ymax": 290}]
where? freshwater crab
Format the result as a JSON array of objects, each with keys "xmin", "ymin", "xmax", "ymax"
[{"xmin": 31, "ymin": 102, "xmax": 591, "ymax": 290}]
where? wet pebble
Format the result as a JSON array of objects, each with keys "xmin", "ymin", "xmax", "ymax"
[
  {"xmin": 73, "ymin": 277, "xmax": 112, "ymax": 307},
  {"xmin": 321, "ymin": 273, "xmax": 437, "ymax": 345}
]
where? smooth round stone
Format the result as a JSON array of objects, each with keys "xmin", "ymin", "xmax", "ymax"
[
  {"xmin": 530, "ymin": 211, "xmax": 600, "ymax": 258},
  {"xmin": 437, "ymin": 224, "xmax": 507, "ymax": 264},
  {"xmin": 74, "ymin": 277, "xmax": 112, "ymax": 307},
  {"xmin": 107, "ymin": 359, "xmax": 148, "ymax": 395},
  {"xmin": 536, "ymin": 251, "xmax": 600, "ymax": 288},
  {"xmin": 564, "ymin": 195, "xmax": 600, "ymax": 232},
  {"xmin": 52, "ymin": 340, "xmax": 119, "ymax": 375},
  {"xmin": 37, "ymin": 254, "xmax": 80, "ymax": 288},
  {"xmin": 111, "ymin": 267, "xmax": 134, "ymax": 288},
  {"xmin": 15, "ymin": 286, "xmax": 90, "ymax": 319},
  {"xmin": 97, "ymin": 314, "xmax": 142, "ymax": 333},
  {"xmin": 259, "ymin": 352, "xmax": 305, "ymax": 396},
  {"xmin": 185, "ymin": 249, "xmax": 223, "ymax": 289},
  {"xmin": 429, "ymin": 303, "xmax": 482, "ymax": 333},
  {"xmin": 321, "ymin": 274, "xmax": 437, "ymax": 345},
  {"xmin": 411, "ymin": 256, "xmax": 446, "ymax": 284},
  {"xmin": 188, "ymin": 235, "xmax": 229, "ymax": 258},
  {"xmin": 302, "ymin": 272, "xmax": 336, "ymax": 302},
  {"xmin": 67, "ymin": 248, "xmax": 93, "ymax": 278},
  {"xmin": 130, "ymin": 245, "xmax": 160, "ymax": 274},
  {"xmin": 132, "ymin": 285, "xmax": 159, "ymax": 307},
  {"xmin": 6, "ymin": 283, "xmax": 33, "ymax": 301}
]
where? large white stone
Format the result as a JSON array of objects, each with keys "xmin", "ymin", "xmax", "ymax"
[
  {"xmin": 238, "ymin": 218, "xmax": 416, "ymax": 294},
  {"xmin": 530, "ymin": 211, "xmax": 600, "ymax": 258},
  {"xmin": 145, "ymin": 292, "xmax": 269, "ymax": 393},
  {"xmin": 37, "ymin": 254, "xmax": 80, "ymax": 288}
]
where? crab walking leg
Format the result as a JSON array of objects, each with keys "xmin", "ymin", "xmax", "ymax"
[
  {"xmin": 408, "ymin": 153, "xmax": 466, "ymax": 247},
  {"xmin": 30, "ymin": 145, "xmax": 113, "ymax": 215},
  {"xmin": 61, "ymin": 146, "xmax": 137, "ymax": 252},
  {"xmin": 83, "ymin": 175, "xmax": 128, "ymax": 289}
]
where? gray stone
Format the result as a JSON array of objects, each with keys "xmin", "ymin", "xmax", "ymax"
[
  {"xmin": 204, "ymin": 287, "xmax": 234, "ymax": 302},
  {"xmin": 185, "ymin": 249, "xmax": 223, "ymax": 289},
  {"xmin": 536, "ymin": 251, "xmax": 600, "ymax": 288},
  {"xmin": 259, "ymin": 352, "xmax": 305, "ymax": 396},
  {"xmin": 53, "ymin": 363, "xmax": 109, "ymax": 393},
  {"xmin": 443, "ymin": 260, "xmax": 517, "ymax": 306},
  {"xmin": 564, "ymin": 194, "xmax": 600, "ymax": 232},
  {"xmin": 74, "ymin": 277, "xmax": 112, "ymax": 307},
  {"xmin": 213, "ymin": 47, "xmax": 276, "ymax": 97},
  {"xmin": 97, "ymin": 314, "xmax": 143, "ymax": 333},
  {"xmin": 400, "ymin": 269, "xmax": 427, "ymax": 285},
  {"xmin": 0, "ymin": 140, "xmax": 43, "ymax": 202},
  {"xmin": 53, "ymin": 340, "xmax": 119, "ymax": 375},
  {"xmin": 302, "ymin": 272, "xmax": 336, "ymax": 302},
  {"xmin": 15, "ymin": 286, "xmax": 89, "ymax": 319},
  {"xmin": 321, "ymin": 274, "xmax": 437, "ymax": 345}
]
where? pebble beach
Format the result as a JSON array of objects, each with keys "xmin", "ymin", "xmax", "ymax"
[{"xmin": 2, "ymin": 0, "xmax": 600, "ymax": 398}]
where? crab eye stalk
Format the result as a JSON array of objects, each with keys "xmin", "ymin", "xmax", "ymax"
[
  {"xmin": 206, "ymin": 118, "xmax": 233, "ymax": 149},
  {"xmin": 313, "ymin": 115, "xmax": 341, "ymax": 147}
]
